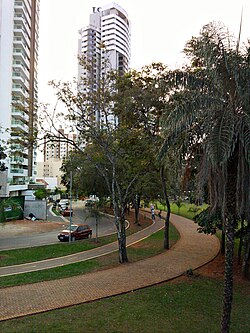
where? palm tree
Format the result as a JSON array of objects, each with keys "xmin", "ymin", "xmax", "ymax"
[{"xmin": 160, "ymin": 22, "xmax": 250, "ymax": 333}]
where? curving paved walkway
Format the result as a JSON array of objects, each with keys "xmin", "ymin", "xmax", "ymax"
[{"xmin": 0, "ymin": 213, "xmax": 220, "ymax": 321}]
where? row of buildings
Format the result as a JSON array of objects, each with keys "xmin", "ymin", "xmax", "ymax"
[{"xmin": 0, "ymin": 1, "xmax": 131, "ymax": 198}]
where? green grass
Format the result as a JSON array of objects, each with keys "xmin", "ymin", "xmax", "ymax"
[
  {"xmin": 152, "ymin": 201, "xmax": 208, "ymax": 220},
  {"xmin": 0, "ymin": 234, "xmax": 117, "ymax": 267},
  {"xmin": 0, "ymin": 224, "xmax": 179, "ymax": 288},
  {"xmin": 52, "ymin": 207, "xmax": 61, "ymax": 216},
  {"xmin": 0, "ymin": 277, "xmax": 249, "ymax": 333}
]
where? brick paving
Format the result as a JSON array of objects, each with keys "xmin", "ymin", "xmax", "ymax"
[{"xmin": 0, "ymin": 213, "xmax": 220, "ymax": 321}]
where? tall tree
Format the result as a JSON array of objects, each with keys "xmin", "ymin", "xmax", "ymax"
[
  {"xmin": 160, "ymin": 22, "xmax": 250, "ymax": 333},
  {"xmin": 40, "ymin": 57, "xmax": 157, "ymax": 263}
]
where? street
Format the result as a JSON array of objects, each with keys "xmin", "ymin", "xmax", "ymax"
[{"xmin": 0, "ymin": 201, "xmax": 116, "ymax": 250}]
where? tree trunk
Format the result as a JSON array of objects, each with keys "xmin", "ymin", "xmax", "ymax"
[
  {"xmin": 164, "ymin": 200, "xmax": 171, "ymax": 250},
  {"xmin": 221, "ymin": 230, "xmax": 226, "ymax": 255},
  {"xmin": 220, "ymin": 148, "xmax": 238, "ymax": 333},
  {"xmin": 111, "ymin": 167, "xmax": 128, "ymax": 263},
  {"xmin": 160, "ymin": 166, "xmax": 171, "ymax": 249},
  {"xmin": 134, "ymin": 194, "xmax": 140, "ymax": 225},
  {"xmin": 118, "ymin": 209, "xmax": 128, "ymax": 263},
  {"xmin": 221, "ymin": 218, "xmax": 235, "ymax": 333},
  {"xmin": 237, "ymin": 219, "xmax": 244, "ymax": 264},
  {"xmin": 242, "ymin": 223, "xmax": 250, "ymax": 279}
]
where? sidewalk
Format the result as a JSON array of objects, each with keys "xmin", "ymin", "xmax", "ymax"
[{"xmin": 0, "ymin": 213, "xmax": 220, "ymax": 321}]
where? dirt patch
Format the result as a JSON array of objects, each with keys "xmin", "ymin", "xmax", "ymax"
[
  {"xmin": 0, "ymin": 219, "xmax": 65, "ymax": 237},
  {"xmin": 170, "ymin": 253, "xmax": 250, "ymax": 287},
  {"xmin": 196, "ymin": 253, "xmax": 250, "ymax": 284}
]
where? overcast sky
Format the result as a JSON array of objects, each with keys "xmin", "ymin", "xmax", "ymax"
[{"xmin": 38, "ymin": 0, "xmax": 249, "ymax": 105}]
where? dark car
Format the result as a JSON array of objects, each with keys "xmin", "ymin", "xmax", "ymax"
[
  {"xmin": 60, "ymin": 208, "xmax": 73, "ymax": 217},
  {"xmin": 57, "ymin": 224, "xmax": 92, "ymax": 242}
]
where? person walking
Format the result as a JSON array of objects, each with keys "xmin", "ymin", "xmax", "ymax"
[{"xmin": 151, "ymin": 208, "xmax": 155, "ymax": 221}]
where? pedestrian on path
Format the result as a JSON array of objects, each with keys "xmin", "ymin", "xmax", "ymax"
[
  {"xmin": 151, "ymin": 208, "xmax": 155, "ymax": 221},
  {"xmin": 158, "ymin": 210, "xmax": 162, "ymax": 219}
]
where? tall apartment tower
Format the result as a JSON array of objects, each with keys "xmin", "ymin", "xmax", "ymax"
[
  {"xmin": 78, "ymin": 3, "xmax": 131, "ymax": 121},
  {"xmin": 43, "ymin": 128, "xmax": 77, "ymax": 162},
  {"xmin": 0, "ymin": 0, "xmax": 39, "ymax": 197}
]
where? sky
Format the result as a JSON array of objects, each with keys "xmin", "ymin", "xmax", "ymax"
[{"xmin": 38, "ymin": 0, "xmax": 250, "ymax": 107}]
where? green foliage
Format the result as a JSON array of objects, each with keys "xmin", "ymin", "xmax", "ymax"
[
  {"xmin": 194, "ymin": 207, "xmax": 223, "ymax": 234},
  {"xmin": 33, "ymin": 188, "xmax": 49, "ymax": 200},
  {"xmin": 0, "ymin": 145, "xmax": 7, "ymax": 171},
  {"xmin": 173, "ymin": 199, "xmax": 184, "ymax": 215}
]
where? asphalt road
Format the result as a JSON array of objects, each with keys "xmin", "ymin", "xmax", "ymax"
[{"xmin": 0, "ymin": 201, "xmax": 116, "ymax": 250}]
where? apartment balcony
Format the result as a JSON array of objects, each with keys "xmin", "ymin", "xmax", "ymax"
[
  {"xmin": 13, "ymin": 51, "xmax": 30, "ymax": 70},
  {"xmin": 14, "ymin": 40, "xmax": 30, "ymax": 59},
  {"xmin": 12, "ymin": 74, "xmax": 29, "ymax": 89},
  {"xmin": 11, "ymin": 108, "xmax": 29, "ymax": 122},
  {"xmin": 13, "ymin": 63, "xmax": 30, "ymax": 80},
  {"xmin": 10, "ymin": 168, "xmax": 25, "ymax": 176},
  {"xmin": 10, "ymin": 156, "xmax": 28, "ymax": 166},
  {"xmin": 11, "ymin": 120, "xmax": 29, "ymax": 133},
  {"xmin": 14, "ymin": 10, "xmax": 31, "ymax": 27},
  {"xmin": 14, "ymin": 28, "xmax": 29, "ymax": 42},
  {"xmin": 12, "ymin": 86, "xmax": 29, "ymax": 100},
  {"xmin": 15, "ymin": 0, "xmax": 32, "ymax": 15},
  {"xmin": 12, "ymin": 168, "xmax": 28, "ymax": 177},
  {"xmin": 9, "ymin": 184, "xmax": 28, "ymax": 192}
]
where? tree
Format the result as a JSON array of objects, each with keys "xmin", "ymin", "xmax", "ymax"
[
  {"xmin": 160, "ymin": 22, "xmax": 250, "ymax": 333},
  {"xmin": 0, "ymin": 145, "xmax": 7, "ymax": 172},
  {"xmin": 60, "ymin": 151, "xmax": 109, "ymax": 199},
  {"xmin": 33, "ymin": 188, "xmax": 49, "ymax": 200},
  {"xmin": 40, "ymin": 57, "xmax": 158, "ymax": 263},
  {"xmin": 114, "ymin": 63, "xmax": 175, "ymax": 248}
]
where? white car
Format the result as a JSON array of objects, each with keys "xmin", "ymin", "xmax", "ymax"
[{"xmin": 59, "ymin": 199, "xmax": 69, "ymax": 207}]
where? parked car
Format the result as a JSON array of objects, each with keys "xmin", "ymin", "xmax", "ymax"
[
  {"xmin": 84, "ymin": 199, "xmax": 95, "ymax": 207},
  {"xmin": 57, "ymin": 224, "xmax": 92, "ymax": 242},
  {"xmin": 61, "ymin": 208, "xmax": 73, "ymax": 217},
  {"xmin": 58, "ymin": 199, "xmax": 69, "ymax": 207},
  {"xmin": 59, "ymin": 204, "xmax": 68, "ymax": 212}
]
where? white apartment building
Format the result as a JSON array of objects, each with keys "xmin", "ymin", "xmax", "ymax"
[
  {"xmin": 78, "ymin": 3, "xmax": 131, "ymax": 122},
  {"xmin": 43, "ymin": 128, "xmax": 77, "ymax": 162},
  {"xmin": 36, "ymin": 158, "xmax": 65, "ymax": 190},
  {"xmin": 0, "ymin": 0, "xmax": 39, "ymax": 197},
  {"xmin": 78, "ymin": 3, "xmax": 130, "ymax": 73},
  {"xmin": 36, "ymin": 128, "xmax": 77, "ymax": 189}
]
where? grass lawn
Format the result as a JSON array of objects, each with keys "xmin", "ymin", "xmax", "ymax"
[
  {"xmin": 152, "ymin": 201, "xmax": 208, "ymax": 220},
  {"xmin": 0, "ymin": 276, "xmax": 249, "ymax": 333},
  {"xmin": 0, "ymin": 206, "xmax": 249, "ymax": 332}
]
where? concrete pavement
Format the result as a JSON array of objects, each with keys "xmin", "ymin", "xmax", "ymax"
[{"xmin": 0, "ymin": 213, "xmax": 220, "ymax": 321}]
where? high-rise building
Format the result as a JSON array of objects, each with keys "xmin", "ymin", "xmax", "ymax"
[
  {"xmin": 0, "ymin": 0, "xmax": 39, "ymax": 197},
  {"xmin": 36, "ymin": 128, "xmax": 77, "ymax": 189},
  {"xmin": 78, "ymin": 3, "xmax": 130, "ymax": 73},
  {"xmin": 78, "ymin": 3, "xmax": 131, "ymax": 122},
  {"xmin": 43, "ymin": 128, "xmax": 77, "ymax": 162}
]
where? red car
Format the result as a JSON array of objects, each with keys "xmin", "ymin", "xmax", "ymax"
[
  {"xmin": 57, "ymin": 224, "xmax": 92, "ymax": 242},
  {"xmin": 61, "ymin": 209, "xmax": 73, "ymax": 217}
]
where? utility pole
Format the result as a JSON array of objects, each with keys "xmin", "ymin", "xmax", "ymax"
[{"xmin": 69, "ymin": 171, "xmax": 73, "ymax": 243}]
